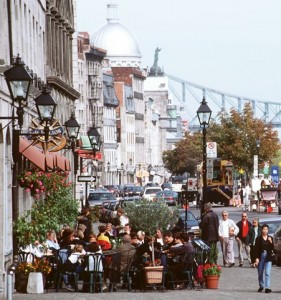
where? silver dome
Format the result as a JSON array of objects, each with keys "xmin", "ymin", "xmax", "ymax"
[
  {"xmin": 92, "ymin": 22, "xmax": 141, "ymax": 59},
  {"xmin": 91, "ymin": 3, "xmax": 142, "ymax": 67}
]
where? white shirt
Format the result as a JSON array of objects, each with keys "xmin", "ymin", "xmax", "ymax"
[{"xmin": 218, "ymin": 219, "xmax": 239, "ymax": 237}]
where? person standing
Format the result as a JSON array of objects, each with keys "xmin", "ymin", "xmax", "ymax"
[
  {"xmin": 254, "ymin": 224, "xmax": 274, "ymax": 293},
  {"xmin": 244, "ymin": 183, "xmax": 252, "ymax": 211},
  {"xmin": 200, "ymin": 202, "xmax": 219, "ymax": 249},
  {"xmin": 218, "ymin": 210, "xmax": 239, "ymax": 267},
  {"xmin": 236, "ymin": 213, "xmax": 252, "ymax": 267},
  {"xmin": 246, "ymin": 217, "xmax": 261, "ymax": 266}
]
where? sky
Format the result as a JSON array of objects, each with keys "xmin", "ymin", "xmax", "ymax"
[{"xmin": 76, "ymin": 0, "xmax": 281, "ymax": 103}]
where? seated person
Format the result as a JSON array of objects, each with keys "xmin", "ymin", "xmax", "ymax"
[
  {"xmin": 97, "ymin": 225, "xmax": 112, "ymax": 250},
  {"xmin": 19, "ymin": 240, "xmax": 44, "ymax": 262},
  {"xmin": 103, "ymin": 235, "xmax": 136, "ymax": 291},
  {"xmin": 136, "ymin": 236, "xmax": 162, "ymax": 264},
  {"xmin": 167, "ymin": 232, "xmax": 194, "ymax": 290},
  {"xmin": 45, "ymin": 230, "xmax": 60, "ymax": 253},
  {"xmin": 63, "ymin": 244, "xmax": 86, "ymax": 292},
  {"xmin": 82, "ymin": 243, "xmax": 103, "ymax": 293}
]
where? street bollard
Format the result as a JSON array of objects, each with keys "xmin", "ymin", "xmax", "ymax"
[{"xmin": 6, "ymin": 262, "xmax": 17, "ymax": 300}]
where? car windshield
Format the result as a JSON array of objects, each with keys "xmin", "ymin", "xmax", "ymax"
[
  {"xmin": 260, "ymin": 220, "xmax": 281, "ymax": 235},
  {"xmin": 145, "ymin": 188, "xmax": 161, "ymax": 194},
  {"xmin": 88, "ymin": 193, "xmax": 114, "ymax": 201},
  {"xmin": 179, "ymin": 211, "xmax": 197, "ymax": 222}
]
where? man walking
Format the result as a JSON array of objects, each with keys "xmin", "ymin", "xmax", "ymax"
[
  {"xmin": 200, "ymin": 202, "xmax": 219, "ymax": 249},
  {"xmin": 218, "ymin": 210, "xmax": 239, "ymax": 267},
  {"xmin": 236, "ymin": 212, "xmax": 252, "ymax": 267}
]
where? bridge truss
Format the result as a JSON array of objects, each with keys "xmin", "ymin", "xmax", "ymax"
[{"xmin": 167, "ymin": 74, "xmax": 281, "ymax": 130}]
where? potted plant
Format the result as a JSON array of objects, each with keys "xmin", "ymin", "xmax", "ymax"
[{"xmin": 202, "ymin": 244, "xmax": 221, "ymax": 289}]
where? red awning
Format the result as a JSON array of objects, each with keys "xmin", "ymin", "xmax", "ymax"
[
  {"xmin": 19, "ymin": 138, "xmax": 45, "ymax": 171},
  {"xmin": 45, "ymin": 151, "xmax": 54, "ymax": 169},
  {"xmin": 65, "ymin": 157, "xmax": 71, "ymax": 171},
  {"xmin": 77, "ymin": 149, "xmax": 102, "ymax": 160}
]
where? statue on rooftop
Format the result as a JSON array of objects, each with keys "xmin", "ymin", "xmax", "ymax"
[{"xmin": 153, "ymin": 47, "xmax": 161, "ymax": 67}]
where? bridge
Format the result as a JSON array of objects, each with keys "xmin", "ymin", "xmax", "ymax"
[{"xmin": 167, "ymin": 74, "xmax": 281, "ymax": 130}]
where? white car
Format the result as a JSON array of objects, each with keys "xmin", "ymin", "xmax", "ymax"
[{"xmin": 142, "ymin": 187, "xmax": 162, "ymax": 201}]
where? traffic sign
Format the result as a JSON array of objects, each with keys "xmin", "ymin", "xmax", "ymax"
[
  {"xmin": 207, "ymin": 142, "xmax": 217, "ymax": 158},
  {"xmin": 77, "ymin": 176, "xmax": 96, "ymax": 182}
]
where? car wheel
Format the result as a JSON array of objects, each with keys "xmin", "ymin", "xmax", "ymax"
[{"xmin": 276, "ymin": 254, "xmax": 281, "ymax": 266}]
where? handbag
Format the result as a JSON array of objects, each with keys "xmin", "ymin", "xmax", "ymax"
[{"xmin": 270, "ymin": 250, "xmax": 276, "ymax": 265}]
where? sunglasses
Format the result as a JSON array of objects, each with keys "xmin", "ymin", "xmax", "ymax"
[
  {"xmin": 222, "ymin": 214, "xmax": 228, "ymax": 216},
  {"xmin": 242, "ymin": 216, "xmax": 247, "ymax": 218}
]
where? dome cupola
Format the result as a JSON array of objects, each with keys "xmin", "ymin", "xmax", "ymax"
[{"xmin": 91, "ymin": 2, "xmax": 142, "ymax": 67}]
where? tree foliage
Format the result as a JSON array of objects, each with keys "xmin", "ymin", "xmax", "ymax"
[
  {"xmin": 163, "ymin": 131, "xmax": 202, "ymax": 175},
  {"xmin": 208, "ymin": 103, "xmax": 280, "ymax": 174},
  {"xmin": 14, "ymin": 173, "xmax": 79, "ymax": 248},
  {"xmin": 162, "ymin": 103, "xmax": 280, "ymax": 177},
  {"xmin": 125, "ymin": 199, "xmax": 179, "ymax": 235}
]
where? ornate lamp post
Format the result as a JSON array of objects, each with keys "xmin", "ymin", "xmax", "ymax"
[
  {"xmin": 34, "ymin": 86, "xmax": 57, "ymax": 151},
  {"xmin": 256, "ymin": 139, "xmax": 261, "ymax": 178},
  {"xmin": 64, "ymin": 113, "xmax": 80, "ymax": 175},
  {"xmin": 87, "ymin": 126, "xmax": 101, "ymax": 156},
  {"xmin": 197, "ymin": 97, "xmax": 212, "ymax": 218},
  {"xmin": 4, "ymin": 55, "xmax": 33, "ymax": 129}
]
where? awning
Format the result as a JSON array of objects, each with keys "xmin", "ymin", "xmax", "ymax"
[
  {"xmin": 77, "ymin": 149, "xmax": 102, "ymax": 160},
  {"xmin": 19, "ymin": 138, "xmax": 45, "ymax": 171},
  {"xmin": 45, "ymin": 151, "xmax": 54, "ymax": 169}
]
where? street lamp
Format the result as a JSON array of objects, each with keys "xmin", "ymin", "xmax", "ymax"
[
  {"xmin": 87, "ymin": 126, "xmax": 101, "ymax": 155},
  {"xmin": 34, "ymin": 86, "xmax": 57, "ymax": 147},
  {"xmin": 64, "ymin": 113, "xmax": 80, "ymax": 175},
  {"xmin": 64, "ymin": 112, "xmax": 80, "ymax": 151},
  {"xmin": 3, "ymin": 55, "xmax": 33, "ymax": 129},
  {"xmin": 197, "ymin": 97, "xmax": 212, "ymax": 218},
  {"xmin": 256, "ymin": 139, "xmax": 260, "ymax": 178}
]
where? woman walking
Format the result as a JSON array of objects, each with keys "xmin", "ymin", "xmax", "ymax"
[{"xmin": 254, "ymin": 224, "xmax": 274, "ymax": 293}]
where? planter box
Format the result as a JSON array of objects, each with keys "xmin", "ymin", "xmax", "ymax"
[{"xmin": 144, "ymin": 266, "xmax": 163, "ymax": 284}]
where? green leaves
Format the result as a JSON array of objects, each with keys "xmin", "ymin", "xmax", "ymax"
[
  {"xmin": 14, "ymin": 172, "xmax": 79, "ymax": 248},
  {"xmin": 125, "ymin": 199, "xmax": 179, "ymax": 235}
]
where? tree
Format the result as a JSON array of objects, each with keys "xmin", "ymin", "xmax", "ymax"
[
  {"xmin": 163, "ymin": 131, "xmax": 202, "ymax": 175},
  {"xmin": 208, "ymin": 102, "xmax": 280, "ymax": 175},
  {"xmin": 125, "ymin": 199, "xmax": 179, "ymax": 235}
]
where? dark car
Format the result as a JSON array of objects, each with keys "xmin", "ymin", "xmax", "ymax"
[
  {"xmin": 259, "ymin": 217, "xmax": 281, "ymax": 236},
  {"xmin": 273, "ymin": 225, "xmax": 281, "ymax": 266},
  {"xmin": 155, "ymin": 190, "xmax": 178, "ymax": 206},
  {"xmin": 172, "ymin": 209, "xmax": 200, "ymax": 236},
  {"xmin": 123, "ymin": 185, "xmax": 139, "ymax": 197},
  {"xmin": 104, "ymin": 185, "xmax": 119, "ymax": 196},
  {"xmin": 161, "ymin": 182, "xmax": 172, "ymax": 190},
  {"xmin": 87, "ymin": 191, "xmax": 116, "ymax": 207}
]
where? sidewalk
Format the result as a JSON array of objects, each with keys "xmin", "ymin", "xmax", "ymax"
[{"xmin": 13, "ymin": 264, "xmax": 281, "ymax": 300}]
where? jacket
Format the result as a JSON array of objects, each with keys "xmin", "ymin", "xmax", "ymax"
[
  {"xmin": 246, "ymin": 226, "xmax": 261, "ymax": 246},
  {"xmin": 236, "ymin": 220, "xmax": 252, "ymax": 241},
  {"xmin": 254, "ymin": 235, "xmax": 274, "ymax": 261},
  {"xmin": 200, "ymin": 210, "xmax": 219, "ymax": 243}
]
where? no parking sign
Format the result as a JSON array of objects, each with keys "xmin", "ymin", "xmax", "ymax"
[{"xmin": 207, "ymin": 142, "xmax": 217, "ymax": 158}]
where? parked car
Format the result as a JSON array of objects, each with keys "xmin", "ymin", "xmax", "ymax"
[
  {"xmin": 161, "ymin": 182, "xmax": 173, "ymax": 190},
  {"xmin": 87, "ymin": 191, "xmax": 116, "ymax": 207},
  {"xmin": 104, "ymin": 185, "xmax": 119, "ymax": 196},
  {"xmin": 142, "ymin": 187, "xmax": 163, "ymax": 201},
  {"xmin": 172, "ymin": 209, "xmax": 200, "ymax": 236},
  {"xmin": 259, "ymin": 217, "xmax": 281, "ymax": 236},
  {"xmin": 122, "ymin": 185, "xmax": 140, "ymax": 197},
  {"xmin": 273, "ymin": 225, "xmax": 281, "ymax": 266},
  {"xmin": 154, "ymin": 190, "xmax": 178, "ymax": 206}
]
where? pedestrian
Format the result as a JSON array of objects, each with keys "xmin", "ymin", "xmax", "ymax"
[
  {"xmin": 243, "ymin": 182, "xmax": 251, "ymax": 211},
  {"xmin": 218, "ymin": 210, "xmax": 239, "ymax": 267},
  {"xmin": 200, "ymin": 202, "xmax": 219, "ymax": 251},
  {"xmin": 253, "ymin": 224, "xmax": 274, "ymax": 293},
  {"xmin": 236, "ymin": 212, "xmax": 252, "ymax": 267},
  {"xmin": 277, "ymin": 180, "xmax": 281, "ymax": 200},
  {"xmin": 246, "ymin": 217, "xmax": 261, "ymax": 266}
]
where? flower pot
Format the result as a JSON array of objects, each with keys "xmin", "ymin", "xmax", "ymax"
[
  {"xmin": 15, "ymin": 273, "xmax": 29, "ymax": 293},
  {"xmin": 204, "ymin": 275, "xmax": 219, "ymax": 289},
  {"xmin": 144, "ymin": 266, "xmax": 163, "ymax": 284}
]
